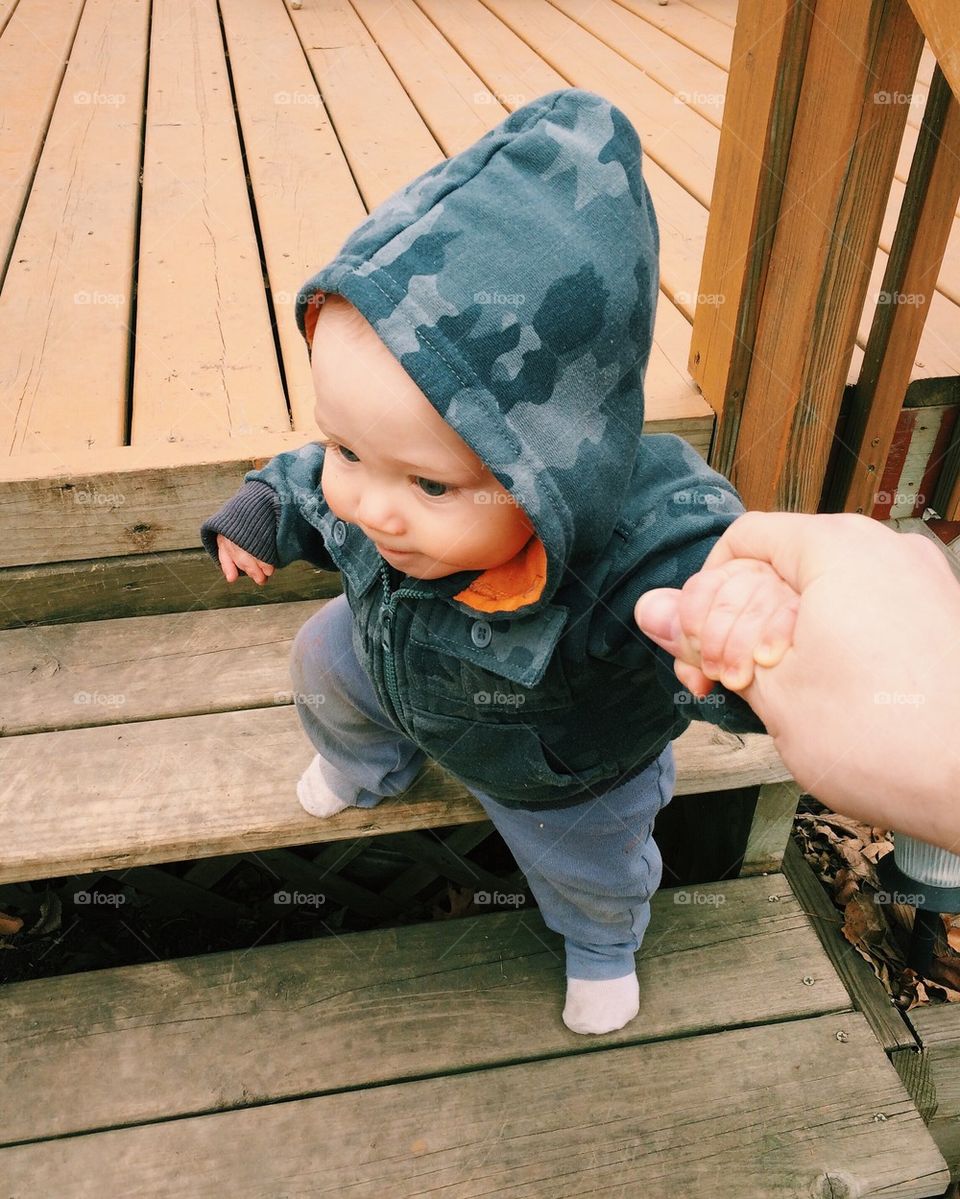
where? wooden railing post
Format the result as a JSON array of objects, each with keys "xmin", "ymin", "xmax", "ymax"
[
  {"xmin": 693, "ymin": 0, "xmax": 924, "ymax": 512},
  {"xmin": 825, "ymin": 65, "xmax": 960, "ymax": 514}
]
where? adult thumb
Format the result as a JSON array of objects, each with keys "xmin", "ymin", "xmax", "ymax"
[{"xmin": 634, "ymin": 589, "xmax": 682, "ymax": 653}]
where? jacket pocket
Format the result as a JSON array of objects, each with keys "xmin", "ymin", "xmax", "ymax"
[{"xmin": 407, "ymin": 706, "xmax": 613, "ymax": 804}]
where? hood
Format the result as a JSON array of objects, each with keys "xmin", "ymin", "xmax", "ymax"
[{"xmin": 294, "ymin": 88, "xmax": 659, "ymax": 619}]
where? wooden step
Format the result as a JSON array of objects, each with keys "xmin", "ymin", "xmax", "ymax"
[
  {"xmin": 0, "ymin": 600, "xmax": 794, "ymax": 885},
  {"xmin": 0, "ymin": 873, "xmax": 949, "ymax": 1195}
]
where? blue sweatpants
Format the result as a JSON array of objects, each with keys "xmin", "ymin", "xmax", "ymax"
[{"xmin": 289, "ymin": 593, "xmax": 676, "ymax": 980}]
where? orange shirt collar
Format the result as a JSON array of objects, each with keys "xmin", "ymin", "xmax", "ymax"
[{"xmin": 452, "ymin": 534, "xmax": 547, "ymax": 613}]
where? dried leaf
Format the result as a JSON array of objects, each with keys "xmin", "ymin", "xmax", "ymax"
[{"xmin": 0, "ymin": 911, "xmax": 23, "ymax": 936}]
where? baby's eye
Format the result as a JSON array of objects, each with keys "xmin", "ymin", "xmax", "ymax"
[
  {"xmin": 339, "ymin": 446, "xmax": 360, "ymax": 463},
  {"xmin": 416, "ymin": 477, "xmax": 449, "ymax": 498}
]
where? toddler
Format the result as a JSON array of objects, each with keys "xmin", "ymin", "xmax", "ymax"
[{"xmin": 200, "ymin": 89, "xmax": 797, "ymax": 1036}]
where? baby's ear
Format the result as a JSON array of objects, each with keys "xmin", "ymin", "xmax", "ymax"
[{"xmin": 302, "ymin": 290, "xmax": 326, "ymax": 349}]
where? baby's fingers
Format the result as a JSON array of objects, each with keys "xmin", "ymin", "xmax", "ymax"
[
  {"xmin": 217, "ymin": 539, "xmax": 240, "ymax": 584},
  {"xmin": 753, "ymin": 596, "xmax": 801, "ymax": 668},
  {"xmin": 716, "ymin": 578, "xmax": 800, "ymax": 690}
]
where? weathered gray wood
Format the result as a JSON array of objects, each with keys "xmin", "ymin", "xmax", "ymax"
[
  {"xmin": 0, "ymin": 699, "xmax": 791, "ymax": 884},
  {"xmin": 0, "ymin": 1006, "xmax": 947, "ymax": 1196},
  {"xmin": 781, "ymin": 836, "xmax": 917, "ymax": 1052},
  {"xmin": 906, "ymin": 1003, "xmax": 960, "ymax": 1180},
  {"xmin": 739, "ymin": 778, "xmax": 801, "ymax": 875},
  {"xmin": 0, "ymin": 550, "xmax": 339, "ymax": 631},
  {"xmin": 0, "ymin": 874, "xmax": 850, "ymax": 1145},
  {"xmin": 1, "ymin": 598, "xmax": 325, "ymax": 735}
]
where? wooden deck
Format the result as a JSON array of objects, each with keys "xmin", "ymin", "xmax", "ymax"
[
  {"xmin": 1, "ymin": 3, "xmax": 958, "ymax": 1192},
  {"xmin": 1, "ymin": 0, "xmax": 957, "ymax": 482}
]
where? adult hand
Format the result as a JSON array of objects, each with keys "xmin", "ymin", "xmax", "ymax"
[{"xmin": 635, "ymin": 512, "xmax": 960, "ymax": 853}]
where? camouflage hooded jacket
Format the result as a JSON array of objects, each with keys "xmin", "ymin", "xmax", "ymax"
[{"xmin": 200, "ymin": 88, "xmax": 767, "ymax": 811}]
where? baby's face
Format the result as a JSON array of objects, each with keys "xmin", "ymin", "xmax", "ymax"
[{"xmin": 311, "ymin": 295, "xmax": 533, "ymax": 580}]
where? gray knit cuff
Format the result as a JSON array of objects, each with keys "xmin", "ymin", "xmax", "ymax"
[{"xmin": 199, "ymin": 480, "xmax": 281, "ymax": 567}]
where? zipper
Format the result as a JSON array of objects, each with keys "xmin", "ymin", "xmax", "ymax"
[{"xmin": 377, "ymin": 559, "xmax": 432, "ymax": 733}]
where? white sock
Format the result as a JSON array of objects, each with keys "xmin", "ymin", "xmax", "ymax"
[
  {"xmin": 562, "ymin": 973, "xmax": 640, "ymax": 1035},
  {"xmin": 296, "ymin": 753, "xmax": 355, "ymax": 817}
]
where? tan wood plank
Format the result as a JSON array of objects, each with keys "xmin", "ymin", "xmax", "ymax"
[
  {"xmin": 291, "ymin": 0, "xmax": 441, "ymax": 208},
  {"xmin": 724, "ymin": 0, "xmax": 924, "ymax": 510},
  {"xmin": 0, "ymin": 0, "xmax": 148, "ymax": 457},
  {"xmin": 132, "ymin": 0, "xmax": 287, "ymax": 445},
  {"xmin": 1, "ymin": 598, "xmax": 322, "ymax": 735},
  {"xmin": 481, "ymin": 0, "xmax": 720, "ymax": 209},
  {"xmin": 220, "ymin": 0, "xmax": 368, "ymax": 432},
  {"xmin": 614, "ymin": 0, "xmax": 733, "ymax": 72},
  {"xmin": 906, "ymin": 1003, "xmax": 960, "ymax": 1180},
  {"xmin": 0, "ymin": 0, "xmax": 21, "ymax": 38},
  {"xmin": 0, "ymin": 551, "xmax": 337, "ymax": 631},
  {"xmin": 349, "ymin": 0, "xmax": 711, "ymax": 435},
  {"xmin": 0, "ymin": 874, "xmax": 849, "ymax": 1146},
  {"xmin": 1, "ymin": 1011, "xmax": 948, "ymax": 1196},
  {"xmin": 0, "ymin": 0, "xmax": 84, "ymax": 280},
  {"xmin": 781, "ymin": 836, "xmax": 918, "ymax": 1054},
  {"xmin": 842, "ymin": 71, "xmax": 960, "ymax": 514},
  {"xmin": 552, "ymin": 0, "xmax": 729, "ymax": 126},
  {"xmin": 739, "ymin": 779, "xmax": 801, "ymax": 876},
  {"xmin": 906, "ymin": 0, "xmax": 960, "ymax": 107},
  {"xmin": 0, "ymin": 688, "xmax": 791, "ymax": 883}
]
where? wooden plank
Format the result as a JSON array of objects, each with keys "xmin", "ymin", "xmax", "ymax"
[
  {"xmin": 350, "ymin": 0, "xmax": 711, "ymax": 436},
  {"xmin": 1, "ymin": 598, "xmax": 322, "ymax": 735},
  {"xmin": 0, "ymin": 874, "xmax": 851, "ymax": 1144},
  {"xmin": 689, "ymin": 0, "xmax": 812, "ymax": 456},
  {"xmin": 613, "ymin": 0, "xmax": 734, "ymax": 72},
  {"xmin": 0, "ymin": 0, "xmax": 84, "ymax": 282},
  {"xmin": 0, "ymin": 550, "xmax": 337, "ymax": 631},
  {"xmin": 418, "ymin": 0, "xmax": 719, "ymax": 390},
  {"xmin": 724, "ymin": 0, "xmax": 924, "ymax": 511},
  {"xmin": 1, "ymin": 1010, "xmax": 948, "ymax": 1196},
  {"xmin": 220, "ymin": 0, "xmax": 368, "ymax": 432},
  {"xmin": 291, "ymin": 0, "xmax": 441, "ymax": 208},
  {"xmin": 0, "ymin": 691, "xmax": 791, "ymax": 884},
  {"xmin": 481, "ymin": 0, "xmax": 719, "ymax": 208},
  {"xmin": 0, "ymin": 0, "xmax": 148, "ymax": 457},
  {"xmin": 131, "ymin": 0, "xmax": 287, "ymax": 445},
  {"xmin": 551, "ymin": 0, "xmax": 729, "ymax": 127},
  {"xmin": 0, "ymin": 434, "xmax": 309, "ymax": 568},
  {"xmin": 906, "ymin": 1003, "xmax": 960, "ymax": 1180},
  {"xmin": 906, "ymin": 0, "xmax": 960, "ymax": 106},
  {"xmin": 780, "ymin": 836, "xmax": 918, "ymax": 1054},
  {"xmin": 739, "ymin": 779, "xmax": 801, "ymax": 876},
  {"xmin": 837, "ymin": 68, "xmax": 960, "ymax": 514}
]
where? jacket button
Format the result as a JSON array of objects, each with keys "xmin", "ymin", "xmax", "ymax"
[
  {"xmin": 470, "ymin": 619, "xmax": 492, "ymax": 648},
  {"xmin": 332, "ymin": 520, "xmax": 346, "ymax": 545}
]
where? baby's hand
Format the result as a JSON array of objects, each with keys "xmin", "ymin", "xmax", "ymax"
[
  {"xmin": 672, "ymin": 559, "xmax": 800, "ymax": 696},
  {"xmin": 216, "ymin": 533, "xmax": 276, "ymax": 586}
]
